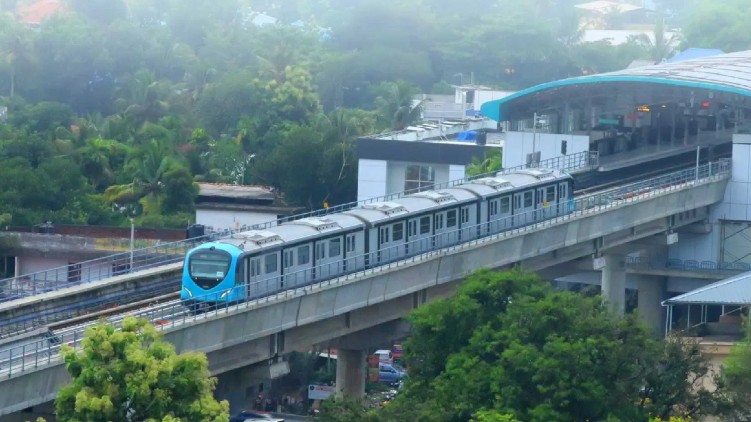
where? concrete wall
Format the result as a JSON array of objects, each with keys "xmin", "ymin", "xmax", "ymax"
[
  {"xmin": 357, "ymin": 159, "xmax": 388, "ymax": 201},
  {"xmin": 196, "ymin": 209, "xmax": 278, "ymax": 232},
  {"xmin": 503, "ymin": 131, "xmax": 589, "ymax": 168},
  {"xmin": 0, "ymin": 176, "xmax": 728, "ymax": 417},
  {"xmin": 669, "ymin": 134, "xmax": 751, "ymax": 263}
]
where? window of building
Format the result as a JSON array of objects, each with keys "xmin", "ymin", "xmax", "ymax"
[
  {"xmin": 420, "ymin": 216, "xmax": 431, "ymax": 234},
  {"xmin": 329, "ymin": 238, "xmax": 341, "ymax": 257},
  {"xmin": 404, "ymin": 165, "xmax": 436, "ymax": 192},
  {"xmin": 447, "ymin": 210, "xmax": 457, "ymax": 227}
]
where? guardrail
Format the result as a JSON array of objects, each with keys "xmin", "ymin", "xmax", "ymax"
[
  {"xmin": 0, "ymin": 159, "xmax": 730, "ymax": 378},
  {"xmin": 625, "ymin": 256, "xmax": 751, "ymax": 273},
  {"xmin": 0, "ymin": 151, "xmax": 598, "ymax": 303}
]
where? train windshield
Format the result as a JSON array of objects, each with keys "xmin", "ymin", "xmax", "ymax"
[{"xmin": 189, "ymin": 251, "xmax": 231, "ymax": 280}]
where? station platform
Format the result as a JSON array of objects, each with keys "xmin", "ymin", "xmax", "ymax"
[{"xmin": 597, "ymin": 131, "xmax": 733, "ymax": 172}]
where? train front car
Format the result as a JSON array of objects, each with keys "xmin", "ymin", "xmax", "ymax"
[{"xmin": 181, "ymin": 242, "xmax": 243, "ymax": 311}]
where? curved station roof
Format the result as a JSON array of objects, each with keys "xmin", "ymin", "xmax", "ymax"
[{"xmin": 480, "ymin": 50, "xmax": 751, "ymax": 122}]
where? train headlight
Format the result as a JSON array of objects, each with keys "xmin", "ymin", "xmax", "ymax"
[
  {"xmin": 220, "ymin": 289, "xmax": 233, "ymax": 299},
  {"xmin": 182, "ymin": 287, "xmax": 193, "ymax": 298}
]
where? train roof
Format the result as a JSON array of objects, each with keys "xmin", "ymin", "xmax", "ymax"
[{"xmin": 456, "ymin": 168, "xmax": 570, "ymax": 197}]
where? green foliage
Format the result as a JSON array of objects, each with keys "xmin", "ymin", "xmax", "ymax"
[
  {"xmin": 376, "ymin": 269, "xmax": 719, "ymax": 422},
  {"xmin": 466, "ymin": 149, "xmax": 503, "ymax": 177},
  {"xmin": 714, "ymin": 325, "xmax": 751, "ymax": 420},
  {"xmin": 56, "ymin": 316, "xmax": 228, "ymax": 422}
]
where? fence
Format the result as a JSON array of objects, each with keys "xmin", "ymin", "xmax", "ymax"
[{"xmin": 0, "ymin": 159, "xmax": 730, "ymax": 378}]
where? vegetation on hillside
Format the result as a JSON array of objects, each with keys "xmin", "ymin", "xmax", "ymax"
[{"xmin": 0, "ymin": 0, "xmax": 743, "ymax": 227}]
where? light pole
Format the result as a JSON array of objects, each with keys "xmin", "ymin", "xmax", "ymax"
[
  {"xmin": 129, "ymin": 218, "xmax": 135, "ymax": 271},
  {"xmin": 532, "ymin": 112, "xmax": 538, "ymax": 167},
  {"xmin": 695, "ymin": 144, "xmax": 701, "ymax": 181}
]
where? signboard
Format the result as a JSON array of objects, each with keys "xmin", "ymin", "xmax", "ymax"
[
  {"xmin": 368, "ymin": 355, "xmax": 380, "ymax": 382},
  {"xmin": 308, "ymin": 385, "xmax": 336, "ymax": 400}
]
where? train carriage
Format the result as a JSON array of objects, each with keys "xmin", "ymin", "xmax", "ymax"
[{"xmin": 181, "ymin": 168, "xmax": 575, "ymax": 310}]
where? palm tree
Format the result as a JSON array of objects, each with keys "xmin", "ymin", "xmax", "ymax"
[
  {"xmin": 0, "ymin": 21, "xmax": 33, "ymax": 97},
  {"xmin": 374, "ymin": 81, "xmax": 424, "ymax": 131},
  {"xmin": 628, "ymin": 16, "xmax": 681, "ymax": 64}
]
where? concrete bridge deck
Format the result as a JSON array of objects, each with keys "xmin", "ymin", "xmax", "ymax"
[{"xmin": 0, "ymin": 166, "xmax": 730, "ymax": 416}]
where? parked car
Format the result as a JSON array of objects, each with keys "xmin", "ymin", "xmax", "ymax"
[
  {"xmin": 379, "ymin": 363, "xmax": 407, "ymax": 383},
  {"xmin": 230, "ymin": 410, "xmax": 285, "ymax": 422}
]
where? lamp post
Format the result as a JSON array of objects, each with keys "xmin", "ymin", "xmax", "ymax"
[
  {"xmin": 532, "ymin": 112, "xmax": 538, "ymax": 167},
  {"xmin": 129, "ymin": 218, "xmax": 135, "ymax": 271}
]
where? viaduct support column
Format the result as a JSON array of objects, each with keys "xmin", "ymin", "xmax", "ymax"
[
  {"xmin": 598, "ymin": 254, "xmax": 626, "ymax": 315},
  {"xmin": 336, "ymin": 349, "xmax": 366, "ymax": 399},
  {"xmin": 636, "ymin": 274, "xmax": 666, "ymax": 336}
]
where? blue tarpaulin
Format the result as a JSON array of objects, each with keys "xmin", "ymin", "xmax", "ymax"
[{"xmin": 456, "ymin": 130, "xmax": 477, "ymax": 141}]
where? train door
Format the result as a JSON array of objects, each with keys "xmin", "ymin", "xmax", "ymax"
[
  {"xmin": 378, "ymin": 223, "xmax": 406, "ymax": 264},
  {"xmin": 319, "ymin": 237, "xmax": 343, "ymax": 279},
  {"xmin": 535, "ymin": 187, "xmax": 545, "ymax": 221},
  {"xmin": 487, "ymin": 198, "xmax": 500, "ymax": 234},
  {"xmin": 444, "ymin": 209, "xmax": 459, "ymax": 246},
  {"xmin": 557, "ymin": 182, "xmax": 569, "ymax": 215},
  {"xmin": 459, "ymin": 205, "xmax": 473, "ymax": 241},
  {"xmin": 512, "ymin": 192, "xmax": 523, "ymax": 227},
  {"xmin": 544, "ymin": 185, "xmax": 557, "ymax": 219},
  {"xmin": 499, "ymin": 196, "xmax": 512, "ymax": 230},
  {"xmin": 244, "ymin": 255, "xmax": 263, "ymax": 299},
  {"xmin": 260, "ymin": 251, "xmax": 280, "ymax": 296},
  {"xmin": 521, "ymin": 190, "xmax": 535, "ymax": 225},
  {"xmin": 281, "ymin": 248, "xmax": 296, "ymax": 288}
]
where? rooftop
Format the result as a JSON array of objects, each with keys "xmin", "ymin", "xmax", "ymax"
[
  {"xmin": 17, "ymin": 0, "xmax": 64, "ymax": 26},
  {"xmin": 365, "ymin": 118, "xmax": 498, "ymax": 143},
  {"xmin": 663, "ymin": 270, "xmax": 751, "ymax": 306},
  {"xmin": 480, "ymin": 49, "xmax": 751, "ymax": 122},
  {"xmin": 197, "ymin": 183, "xmax": 276, "ymax": 202}
]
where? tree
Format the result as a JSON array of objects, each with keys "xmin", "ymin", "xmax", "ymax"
[
  {"xmin": 466, "ymin": 149, "xmax": 502, "ymax": 177},
  {"xmin": 56, "ymin": 316, "xmax": 229, "ymax": 422},
  {"xmin": 373, "ymin": 80, "xmax": 423, "ymax": 131},
  {"xmin": 377, "ymin": 269, "xmax": 719, "ymax": 422},
  {"xmin": 714, "ymin": 326, "xmax": 751, "ymax": 420}
]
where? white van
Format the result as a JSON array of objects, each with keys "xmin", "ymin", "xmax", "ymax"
[{"xmin": 373, "ymin": 349, "xmax": 393, "ymax": 364}]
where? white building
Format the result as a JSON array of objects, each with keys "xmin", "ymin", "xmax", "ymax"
[
  {"xmin": 356, "ymin": 119, "xmax": 501, "ymax": 202},
  {"xmin": 195, "ymin": 183, "xmax": 301, "ymax": 232}
]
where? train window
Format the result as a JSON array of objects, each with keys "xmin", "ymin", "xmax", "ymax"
[
  {"xmin": 408, "ymin": 220, "xmax": 417, "ymax": 236},
  {"xmin": 265, "ymin": 254, "xmax": 278, "ymax": 273},
  {"xmin": 500, "ymin": 197, "xmax": 511, "ymax": 213},
  {"xmin": 460, "ymin": 207, "xmax": 469, "ymax": 224},
  {"xmin": 546, "ymin": 186, "xmax": 556, "ymax": 202},
  {"xmin": 298, "ymin": 246, "xmax": 310, "ymax": 265},
  {"xmin": 346, "ymin": 234, "xmax": 356, "ymax": 253},
  {"xmin": 447, "ymin": 210, "xmax": 457, "ymax": 227},
  {"xmin": 329, "ymin": 238, "xmax": 341, "ymax": 257},
  {"xmin": 435, "ymin": 214, "xmax": 444, "ymax": 230},
  {"xmin": 523, "ymin": 191, "xmax": 533, "ymax": 208},
  {"xmin": 283, "ymin": 250, "xmax": 293, "ymax": 268},
  {"xmin": 315, "ymin": 243, "xmax": 325, "ymax": 260},
  {"xmin": 514, "ymin": 195, "xmax": 521, "ymax": 209},
  {"xmin": 420, "ymin": 216, "xmax": 431, "ymax": 234},
  {"xmin": 558, "ymin": 183, "xmax": 568, "ymax": 199},
  {"xmin": 393, "ymin": 223, "xmax": 404, "ymax": 241}
]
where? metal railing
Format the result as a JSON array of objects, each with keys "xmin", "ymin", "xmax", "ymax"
[
  {"xmin": 0, "ymin": 159, "xmax": 730, "ymax": 378},
  {"xmin": 626, "ymin": 256, "xmax": 751, "ymax": 273},
  {"xmin": 0, "ymin": 151, "xmax": 598, "ymax": 303}
]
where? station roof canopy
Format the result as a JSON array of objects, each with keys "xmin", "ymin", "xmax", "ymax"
[
  {"xmin": 480, "ymin": 50, "xmax": 751, "ymax": 122},
  {"xmin": 663, "ymin": 271, "xmax": 751, "ymax": 306}
]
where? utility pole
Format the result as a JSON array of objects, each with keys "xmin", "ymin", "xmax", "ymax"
[
  {"xmin": 129, "ymin": 218, "xmax": 135, "ymax": 271},
  {"xmin": 532, "ymin": 112, "xmax": 538, "ymax": 167},
  {"xmin": 695, "ymin": 144, "xmax": 700, "ymax": 181}
]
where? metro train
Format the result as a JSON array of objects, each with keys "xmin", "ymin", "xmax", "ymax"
[{"xmin": 180, "ymin": 168, "xmax": 575, "ymax": 310}]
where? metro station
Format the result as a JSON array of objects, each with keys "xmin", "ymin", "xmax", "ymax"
[{"xmin": 481, "ymin": 50, "xmax": 751, "ymax": 173}]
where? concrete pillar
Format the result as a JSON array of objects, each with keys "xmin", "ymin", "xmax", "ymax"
[
  {"xmin": 635, "ymin": 274, "xmax": 666, "ymax": 336},
  {"xmin": 598, "ymin": 255, "xmax": 626, "ymax": 315},
  {"xmin": 335, "ymin": 349, "xmax": 366, "ymax": 399}
]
